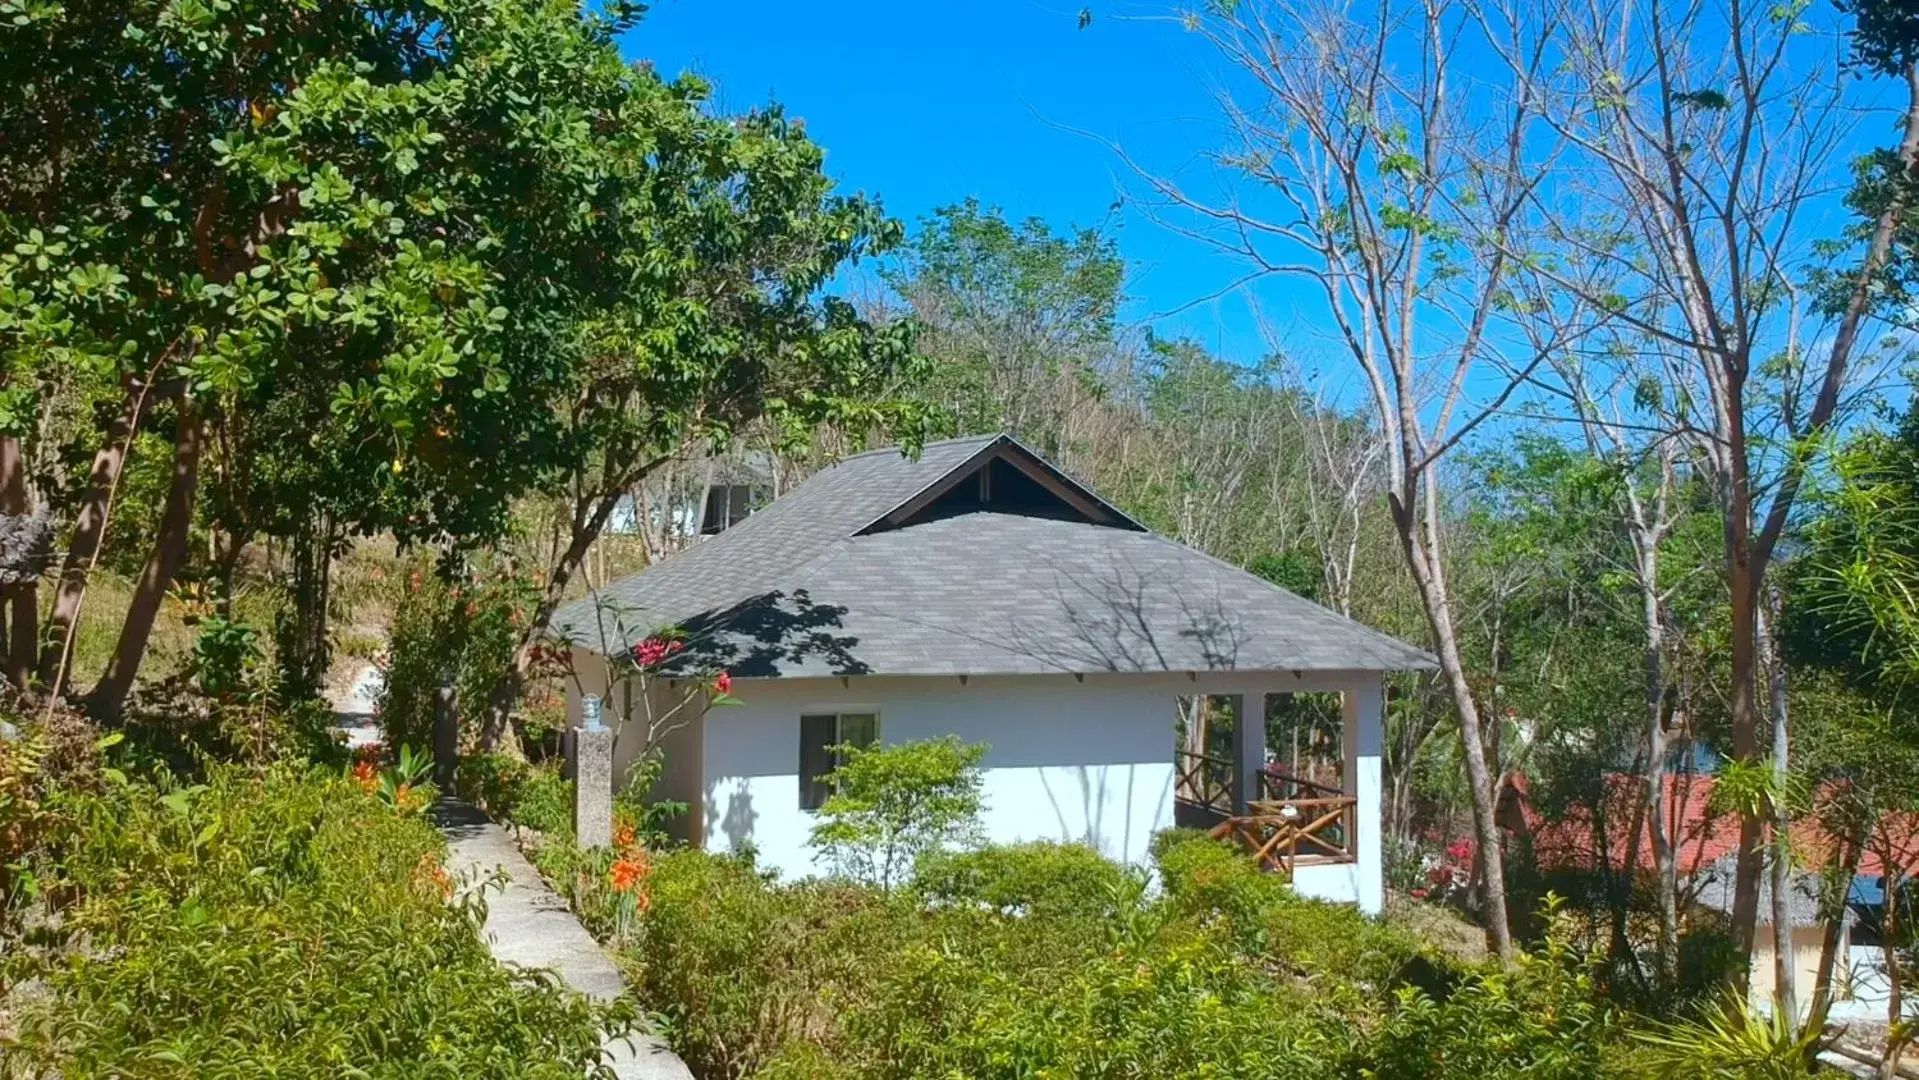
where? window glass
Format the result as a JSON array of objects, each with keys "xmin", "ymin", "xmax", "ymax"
[
  {"xmin": 837, "ymin": 713, "xmax": 877, "ymax": 750},
  {"xmin": 799, "ymin": 712, "xmax": 879, "ymax": 810}
]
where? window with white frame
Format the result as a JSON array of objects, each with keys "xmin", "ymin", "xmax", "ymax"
[{"xmin": 799, "ymin": 712, "xmax": 878, "ymax": 810}]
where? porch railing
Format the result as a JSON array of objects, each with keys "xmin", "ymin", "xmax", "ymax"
[
  {"xmin": 1208, "ymin": 795, "xmax": 1359, "ymax": 875},
  {"xmin": 1174, "ymin": 749, "xmax": 1235, "ymax": 818}
]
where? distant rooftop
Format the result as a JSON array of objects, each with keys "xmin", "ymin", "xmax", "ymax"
[{"xmin": 553, "ymin": 434, "xmax": 1435, "ymax": 678}]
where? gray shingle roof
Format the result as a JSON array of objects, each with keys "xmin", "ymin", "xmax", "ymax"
[
  {"xmin": 553, "ymin": 434, "xmax": 1436, "ymax": 677},
  {"xmin": 1695, "ymin": 856, "xmax": 1847, "ymax": 929}
]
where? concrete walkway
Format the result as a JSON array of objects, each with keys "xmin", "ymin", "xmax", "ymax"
[{"xmin": 435, "ymin": 801, "xmax": 693, "ymax": 1080}]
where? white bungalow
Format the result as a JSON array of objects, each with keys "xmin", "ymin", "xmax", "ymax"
[{"xmin": 554, "ymin": 434, "xmax": 1433, "ymax": 912}]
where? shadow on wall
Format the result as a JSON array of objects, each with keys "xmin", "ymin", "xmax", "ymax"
[
  {"xmin": 1035, "ymin": 762, "xmax": 1173, "ymax": 859},
  {"xmin": 675, "ymin": 589, "xmax": 871, "ymax": 679},
  {"xmin": 704, "ymin": 777, "xmax": 759, "ymax": 853}
]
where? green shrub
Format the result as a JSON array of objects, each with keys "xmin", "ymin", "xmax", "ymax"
[
  {"xmin": 811, "ymin": 736, "xmax": 985, "ymax": 891},
  {"xmin": 513, "ymin": 762, "xmax": 576, "ymax": 836},
  {"xmin": 788, "ymin": 895, "xmax": 1341, "ymax": 1080},
  {"xmin": 1152, "ymin": 827, "xmax": 1294, "ymax": 929},
  {"xmin": 378, "ymin": 566, "xmax": 537, "ymax": 752},
  {"xmin": 1261, "ymin": 894, "xmax": 1450, "ymax": 998},
  {"xmin": 457, "ymin": 750, "xmax": 532, "ymax": 818},
  {"xmin": 4, "ymin": 763, "xmax": 628, "ymax": 1077},
  {"xmin": 912, "ymin": 840, "xmax": 1131, "ymax": 918},
  {"xmin": 631, "ymin": 849, "xmax": 914, "ymax": 1079},
  {"xmin": 1364, "ymin": 903, "xmax": 1612, "ymax": 1080}
]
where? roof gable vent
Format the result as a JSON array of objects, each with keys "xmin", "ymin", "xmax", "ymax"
[{"xmin": 859, "ymin": 438, "xmax": 1142, "ymax": 535}]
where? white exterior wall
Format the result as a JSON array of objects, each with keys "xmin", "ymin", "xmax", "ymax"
[
  {"xmin": 584, "ymin": 668, "xmax": 1388, "ymax": 912},
  {"xmin": 564, "ymin": 662, "xmax": 1387, "ymax": 911},
  {"xmin": 699, "ymin": 674, "xmax": 1178, "ymax": 874}
]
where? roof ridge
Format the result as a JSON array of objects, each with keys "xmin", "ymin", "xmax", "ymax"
[{"xmin": 834, "ymin": 432, "xmax": 1003, "ymax": 463}]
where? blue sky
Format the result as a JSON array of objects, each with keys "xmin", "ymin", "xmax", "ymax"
[
  {"xmin": 618, "ymin": 1, "xmax": 1910, "ymax": 432},
  {"xmin": 619, "ymin": 0, "xmax": 1282, "ymax": 362}
]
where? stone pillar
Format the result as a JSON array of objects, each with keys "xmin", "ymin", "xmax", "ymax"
[
  {"xmin": 1343, "ymin": 676, "xmax": 1385, "ymax": 915},
  {"xmin": 432, "ymin": 679, "xmax": 458, "ymax": 790},
  {"xmin": 573, "ymin": 724, "xmax": 615, "ymax": 849},
  {"xmin": 1230, "ymin": 693, "xmax": 1261, "ymax": 814}
]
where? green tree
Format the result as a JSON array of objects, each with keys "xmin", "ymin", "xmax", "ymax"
[
  {"xmin": 1, "ymin": 0, "xmax": 681, "ymax": 712},
  {"xmin": 809, "ymin": 736, "xmax": 986, "ymax": 892},
  {"xmin": 885, "ymin": 198, "xmax": 1124, "ymax": 455},
  {"xmin": 482, "ymin": 106, "xmax": 936, "ymax": 749}
]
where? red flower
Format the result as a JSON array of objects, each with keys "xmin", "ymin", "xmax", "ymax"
[
  {"xmin": 1411, "ymin": 887, "xmax": 1429, "ymax": 900},
  {"xmin": 712, "ymin": 671, "xmax": 732, "ymax": 695},
  {"xmin": 632, "ymin": 636, "xmax": 676, "ymax": 667}
]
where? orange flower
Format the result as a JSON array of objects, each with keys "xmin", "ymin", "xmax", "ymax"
[
  {"xmin": 352, "ymin": 759, "xmax": 378, "ymax": 791},
  {"xmin": 414, "ymin": 852, "xmax": 453, "ymax": 899},
  {"xmin": 612, "ymin": 818, "xmax": 637, "ymax": 850},
  {"xmin": 609, "ymin": 854, "xmax": 650, "ymax": 894}
]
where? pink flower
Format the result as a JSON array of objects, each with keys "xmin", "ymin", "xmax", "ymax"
[
  {"xmin": 632, "ymin": 637, "xmax": 672, "ymax": 667},
  {"xmin": 712, "ymin": 671, "xmax": 732, "ymax": 695}
]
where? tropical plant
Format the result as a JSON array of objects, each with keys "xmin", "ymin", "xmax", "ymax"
[{"xmin": 1627, "ymin": 996, "xmax": 1821, "ymax": 1079}]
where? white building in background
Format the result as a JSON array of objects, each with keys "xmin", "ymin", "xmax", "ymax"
[{"xmin": 554, "ymin": 434, "xmax": 1433, "ymax": 912}]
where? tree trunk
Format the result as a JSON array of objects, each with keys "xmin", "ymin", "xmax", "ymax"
[
  {"xmin": 39, "ymin": 380, "xmax": 152, "ymax": 693},
  {"xmin": 1724, "ymin": 402, "xmax": 1765, "ymax": 967},
  {"xmin": 1393, "ymin": 492, "xmax": 1516, "ymax": 964},
  {"xmin": 0, "ymin": 434, "xmax": 36, "ymax": 692},
  {"xmin": 1760, "ymin": 590, "xmax": 1796, "ymax": 1020},
  {"xmin": 89, "ymin": 401, "xmax": 203, "ymax": 720},
  {"xmin": 280, "ymin": 510, "xmax": 333, "ymax": 701},
  {"xmin": 1881, "ymin": 865, "xmax": 1906, "ymax": 1080},
  {"xmin": 1806, "ymin": 814, "xmax": 1867, "ymax": 1041},
  {"xmin": 1642, "ymin": 538, "xmax": 1679, "ymax": 989},
  {"xmin": 479, "ymin": 489, "xmax": 625, "ymax": 753}
]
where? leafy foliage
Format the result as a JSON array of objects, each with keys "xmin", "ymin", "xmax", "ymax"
[
  {"xmin": 577, "ymin": 836, "xmax": 1653, "ymax": 1080},
  {"xmin": 1368, "ymin": 901, "xmax": 1613, "ymax": 1080},
  {"xmin": 3, "ymin": 762, "xmax": 628, "ymax": 1076},
  {"xmin": 1625, "ymin": 996, "xmax": 1822, "ymax": 1079},
  {"xmin": 912, "ymin": 840, "xmax": 1131, "ymax": 918},
  {"xmin": 378, "ymin": 565, "xmax": 535, "ymax": 751},
  {"xmin": 809, "ymin": 736, "xmax": 985, "ymax": 890}
]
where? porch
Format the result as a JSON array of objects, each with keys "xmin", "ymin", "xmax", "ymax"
[{"xmin": 1172, "ymin": 684, "xmax": 1371, "ymax": 879}]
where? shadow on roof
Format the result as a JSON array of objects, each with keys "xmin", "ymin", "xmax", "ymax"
[{"xmin": 675, "ymin": 588, "xmax": 873, "ymax": 679}]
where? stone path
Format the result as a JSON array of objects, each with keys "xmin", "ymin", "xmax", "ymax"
[{"xmin": 435, "ymin": 801, "xmax": 693, "ymax": 1080}]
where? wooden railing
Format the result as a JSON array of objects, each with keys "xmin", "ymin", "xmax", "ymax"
[
  {"xmin": 1258, "ymin": 764, "xmax": 1344, "ymax": 803},
  {"xmin": 1174, "ymin": 749, "xmax": 1235, "ymax": 817},
  {"xmin": 1208, "ymin": 795, "xmax": 1358, "ymax": 875}
]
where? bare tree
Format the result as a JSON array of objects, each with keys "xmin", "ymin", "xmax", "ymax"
[
  {"xmin": 1533, "ymin": 325, "xmax": 1695, "ymax": 987},
  {"xmin": 1484, "ymin": 0, "xmax": 1919, "ymax": 964},
  {"xmin": 1118, "ymin": 0, "xmax": 1582, "ymax": 961}
]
